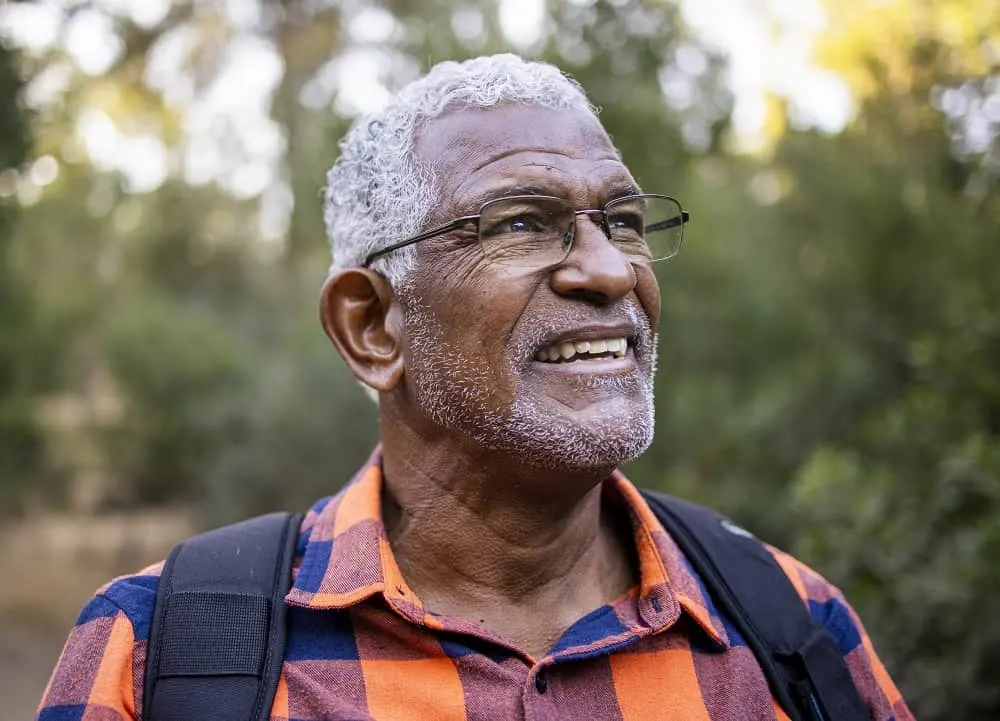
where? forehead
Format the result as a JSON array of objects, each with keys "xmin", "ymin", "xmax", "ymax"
[{"xmin": 413, "ymin": 104, "xmax": 635, "ymax": 214}]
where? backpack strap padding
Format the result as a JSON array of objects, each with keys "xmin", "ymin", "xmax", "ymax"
[
  {"xmin": 641, "ymin": 491, "xmax": 870, "ymax": 721},
  {"xmin": 143, "ymin": 511, "xmax": 302, "ymax": 721}
]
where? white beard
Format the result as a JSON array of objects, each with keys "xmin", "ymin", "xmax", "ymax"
[{"xmin": 401, "ymin": 297, "xmax": 657, "ymax": 471}]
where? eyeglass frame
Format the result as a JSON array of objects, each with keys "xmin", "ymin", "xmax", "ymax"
[{"xmin": 361, "ymin": 193, "xmax": 691, "ymax": 268}]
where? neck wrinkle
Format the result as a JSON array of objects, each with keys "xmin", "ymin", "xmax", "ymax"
[{"xmin": 378, "ymin": 413, "xmax": 624, "ymax": 607}]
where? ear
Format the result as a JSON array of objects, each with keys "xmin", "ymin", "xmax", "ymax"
[{"xmin": 319, "ymin": 269, "xmax": 405, "ymax": 394}]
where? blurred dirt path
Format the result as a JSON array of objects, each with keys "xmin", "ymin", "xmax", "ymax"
[{"xmin": 0, "ymin": 508, "xmax": 193, "ymax": 720}]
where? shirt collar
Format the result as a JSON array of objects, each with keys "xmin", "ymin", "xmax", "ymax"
[
  {"xmin": 285, "ymin": 449, "xmax": 729, "ymax": 648},
  {"xmin": 609, "ymin": 470, "xmax": 730, "ymax": 648}
]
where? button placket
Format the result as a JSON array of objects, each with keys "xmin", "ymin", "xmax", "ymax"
[
  {"xmin": 534, "ymin": 672, "xmax": 548, "ymax": 693},
  {"xmin": 523, "ymin": 664, "xmax": 558, "ymax": 721}
]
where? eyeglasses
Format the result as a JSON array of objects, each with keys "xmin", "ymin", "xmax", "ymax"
[{"xmin": 362, "ymin": 193, "xmax": 690, "ymax": 269}]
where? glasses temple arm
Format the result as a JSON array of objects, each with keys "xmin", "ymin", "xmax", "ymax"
[
  {"xmin": 362, "ymin": 216, "xmax": 477, "ymax": 267},
  {"xmin": 643, "ymin": 210, "xmax": 690, "ymax": 234}
]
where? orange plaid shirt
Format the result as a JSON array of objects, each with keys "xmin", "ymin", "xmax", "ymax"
[{"xmin": 39, "ymin": 453, "xmax": 911, "ymax": 720}]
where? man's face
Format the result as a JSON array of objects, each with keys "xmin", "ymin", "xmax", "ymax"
[{"xmin": 398, "ymin": 103, "xmax": 661, "ymax": 471}]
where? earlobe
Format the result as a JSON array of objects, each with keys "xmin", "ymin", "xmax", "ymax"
[{"xmin": 319, "ymin": 270, "xmax": 405, "ymax": 393}]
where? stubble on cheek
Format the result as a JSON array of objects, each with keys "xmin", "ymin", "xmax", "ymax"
[{"xmin": 402, "ymin": 298, "xmax": 509, "ymax": 431}]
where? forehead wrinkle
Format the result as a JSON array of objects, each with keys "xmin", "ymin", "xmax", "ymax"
[
  {"xmin": 417, "ymin": 105, "xmax": 620, "ymax": 212},
  {"xmin": 466, "ymin": 146, "xmax": 618, "ymax": 174},
  {"xmin": 455, "ymin": 161, "xmax": 639, "ymax": 213},
  {"xmin": 421, "ymin": 115, "xmax": 616, "ymax": 173},
  {"xmin": 443, "ymin": 150, "xmax": 624, "ymax": 207}
]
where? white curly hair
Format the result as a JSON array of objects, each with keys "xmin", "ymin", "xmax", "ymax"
[{"xmin": 322, "ymin": 54, "xmax": 598, "ymax": 288}]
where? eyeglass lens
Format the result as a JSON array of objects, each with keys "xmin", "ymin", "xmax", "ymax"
[{"xmin": 477, "ymin": 195, "xmax": 684, "ymax": 268}]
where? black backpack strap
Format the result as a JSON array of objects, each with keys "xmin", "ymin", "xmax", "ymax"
[
  {"xmin": 143, "ymin": 511, "xmax": 303, "ymax": 721},
  {"xmin": 640, "ymin": 490, "xmax": 870, "ymax": 721}
]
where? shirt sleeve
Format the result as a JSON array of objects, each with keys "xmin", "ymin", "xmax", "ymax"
[
  {"xmin": 769, "ymin": 547, "xmax": 914, "ymax": 721},
  {"xmin": 37, "ymin": 566, "xmax": 162, "ymax": 721}
]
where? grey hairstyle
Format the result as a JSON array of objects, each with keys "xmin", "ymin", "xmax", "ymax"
[{"xmin": 323, "ymin": 54, "xmax": 598, "ymax": 287}]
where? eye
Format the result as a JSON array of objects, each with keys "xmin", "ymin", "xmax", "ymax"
[
  {"xmin": 501, "ymin": 214, "xmax": 545, "ymax": 233},
  {"xmin": 608, "ymin": 210, "xmax": 644, "ymax": 234},
  {"xmin": 483, "ymin": 211, "xmax": 550, "ymax": 237}
]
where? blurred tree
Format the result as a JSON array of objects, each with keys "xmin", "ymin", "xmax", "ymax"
[
  {"xmin": 0, "ymin": 40, "xmax": 47, "ymax": 514},
  {"xmin": 630, "ymin": 3, "xmax": 1000, "ymax": 717},
  {"xmin": 782, "ymin": 3, "xmax": 1000, "ymax": 717}
]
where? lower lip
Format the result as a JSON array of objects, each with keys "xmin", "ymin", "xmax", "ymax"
[{"xmin": 529, "ymin": 350, "xmax": 637, "ymax": 375}]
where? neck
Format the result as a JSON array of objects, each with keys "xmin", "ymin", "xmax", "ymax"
[{"xmin": 378, "ymin": 413, "xmax": 637, "ymax": 620}]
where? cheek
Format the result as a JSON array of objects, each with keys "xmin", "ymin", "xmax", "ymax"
[
  {"xmin": 437, "ymin": 281, "xmax": 502, "ymax": 344},
  {"xmin": 448, "ymin": 281, "xmax": 541, "ymax": 393},
  {"xmin": 411, "ymin": 256, "xmax": 541, "ymax": 364},
  {"xmin": 440, "ymin": 264, "xmax": 535, "ymax": 338},
  {"xmin": 634, "ymin": 266, "xmax": 661, "ymax": 329}
]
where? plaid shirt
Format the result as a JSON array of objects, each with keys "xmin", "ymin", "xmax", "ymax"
[{"xmin": 39, "ymin": 452, "xmax": 912, "ymax": 720}]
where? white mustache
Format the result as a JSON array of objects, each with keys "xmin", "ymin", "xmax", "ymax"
[{"xmin": 511, "ymin": 302, "xmax": 655, "ymax": 366}]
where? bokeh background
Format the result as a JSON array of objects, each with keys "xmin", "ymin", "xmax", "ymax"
[{"xmin": 1, "ymin": 0, "xmax": 998, "ymax": 718}]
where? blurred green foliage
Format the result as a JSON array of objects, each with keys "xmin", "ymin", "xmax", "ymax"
[
  {"xmin": 0, "ymin": 41, "xmax": 45, "ymax": 510},
  {"xmin": 1, "ymin": 1, "xmax": 998, "ymax": 718}
]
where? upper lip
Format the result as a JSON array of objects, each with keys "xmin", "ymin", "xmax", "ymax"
[{"xmin": 536, "ymin": 324, "xmax": 636, "ymax": 350}]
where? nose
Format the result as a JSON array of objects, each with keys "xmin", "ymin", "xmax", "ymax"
[{"xmin": 549, "ymin": 213, "xmax": 636, "ymax": 304}]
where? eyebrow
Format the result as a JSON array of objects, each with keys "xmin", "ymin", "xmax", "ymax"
[
  {"xmin": 604, "ymin": 183, "xmax": 643, "ymax": 202},
  {"xmin": 465, "ymin": 181, "xmax": 643, "ymax": 211}
]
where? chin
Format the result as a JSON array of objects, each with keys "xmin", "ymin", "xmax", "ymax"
[
  {"xmin": 546, "ymin": 427, "xmax": 654, "ymax": 472},
  {"xmin": 473, "ymin": 396, "xmax": 656, "ymax": 473}
]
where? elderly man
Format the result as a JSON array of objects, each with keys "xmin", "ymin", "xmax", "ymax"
[{"xmin": 39, "ymin": 55, "xmax": 911, "ymax": 721}]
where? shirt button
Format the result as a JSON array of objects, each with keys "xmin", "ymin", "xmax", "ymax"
[{"xmin": 535, "ymin": 673, "xmax": 548, "ymax": 693}]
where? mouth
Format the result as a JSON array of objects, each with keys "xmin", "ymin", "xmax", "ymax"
[{"xmin": 533, "ymin": 336, "xmax": 630, "ymax": 364}]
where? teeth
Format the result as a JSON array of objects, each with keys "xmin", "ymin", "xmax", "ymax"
[{"xmin": 535, "ymin": 337, "xmax": 629, "ymax": 363}]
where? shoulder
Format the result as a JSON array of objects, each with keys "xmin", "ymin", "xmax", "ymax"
[
  {"xmin": 764, "ymin": 545, "xmax": 864, "ymax": 654},
  {"xmin": 642, "ymin": 488, "xmax": 866, "ymax": 653},
  {"xmin": 85, "ymin": 561, "xmax": 165, "ymax": 643},
  {"xmin": 764, "ymin": 545, "xmax": 913, "ymax": 719},
  {"xmin": 84, "ymin": 499, "xmax": 329, "ymax": 631},
  {"xmin": 765, "ymin": 543, "xmax": 841, "ymax": 602},
  {"xmin": 84, "ymin": 498, "xmax": 331, "ymax": 622},
  {"xmin": 37, "ymin": 562, "xmax": 165, "ymax": 718}
]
